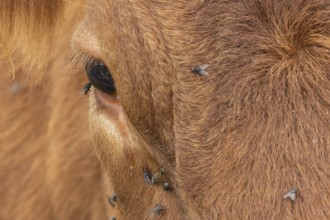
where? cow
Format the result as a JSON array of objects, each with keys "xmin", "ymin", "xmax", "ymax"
[{"xmin": 0, "ymin": 0, "xmax": 329, "ymax": 219}]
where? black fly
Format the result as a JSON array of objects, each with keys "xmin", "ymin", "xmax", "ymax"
[
  {"xmin": 152, "ymin": 204, "xmax": 165, "ymax": 215},
  {"xmin": 143, "ymin": 168, "xmax": 152, "ymax": 185},
  {"xmin": 283, "ymin": 188, "xmax": 297, "ymax": 201},
  {"xmin": 107, "ymin": 193, "xmax": 118, "ymax": 208},
  {"xmin": 191, "ymin": 64, "xmax": 209, "ymax": 76},
  {"xmin": 163, "ymin": 182, "xmax": 171, "ymax": 191}
]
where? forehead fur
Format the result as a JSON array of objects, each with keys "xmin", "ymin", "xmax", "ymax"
[{"xmin": 0, "ymin": 0, "xmax": 64, "ymax": 78}]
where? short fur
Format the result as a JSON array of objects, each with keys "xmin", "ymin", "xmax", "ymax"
[
  {"xmin": 1, "ymin": 0, "xmax": 329, "ymax": 219},
  {"xmin": 1, "ymin": 1, "xmax": 107, "ymax": 220},
  {"xmin": 0, "ymin": 0, "xmax": 64, "ymax": 80}
]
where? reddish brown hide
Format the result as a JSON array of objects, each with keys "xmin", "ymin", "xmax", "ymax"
[{"xmin": 0, "ymin": 0, "xmax": 330, "ymax": 219}]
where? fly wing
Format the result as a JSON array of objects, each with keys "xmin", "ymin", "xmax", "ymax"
[{"xmin": 199, "ymin": 64, "xmax": 209, "ymax": 70}]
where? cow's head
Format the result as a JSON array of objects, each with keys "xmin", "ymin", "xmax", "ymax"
[
  {"xmin": 2, "ymin": 0, "xmax": 330, "ymax": 219},
  {"xmin": 71, "ymin": 0, "xmax": 330, "ymax": 218}
]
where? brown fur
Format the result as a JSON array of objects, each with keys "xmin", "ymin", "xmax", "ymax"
[
  {"xmin": 0, "ymin": 1, "xmax": 106, "ymax": 220},
  {"xmin": 0, "ymin": 0, "xmax": 64, "ymax": 80},
  {"xmin": 1, "ymin": 0, "xmax": 330, "ymax": 219}
]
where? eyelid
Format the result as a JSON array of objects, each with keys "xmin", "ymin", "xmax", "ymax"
[
  {"xmin": 68, "ymin": 46, "xmax": 111, "ymax": 75},
  {"xmin": 66, "ymin": 48, "xmax": 94, "ymax": 70}
]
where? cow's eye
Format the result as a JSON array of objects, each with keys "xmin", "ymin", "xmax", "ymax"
[{"xmin": 85, "ymin": 60, "xmax": 115, "ymax": 94}]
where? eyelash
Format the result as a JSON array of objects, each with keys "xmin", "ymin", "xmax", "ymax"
[{"xmin": 67, "ymin": 50, "xmax": 94, "ymax": 70}]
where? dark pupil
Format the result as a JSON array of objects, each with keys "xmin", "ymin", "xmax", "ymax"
[{"xmin": 86, "ymin": 60, "xmax": 115, "ymax": 94}]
